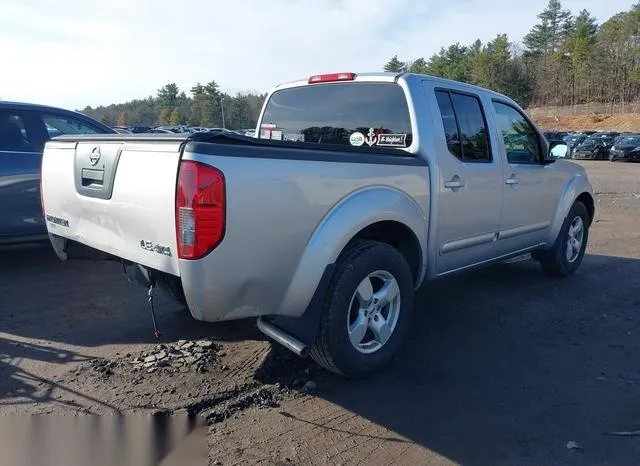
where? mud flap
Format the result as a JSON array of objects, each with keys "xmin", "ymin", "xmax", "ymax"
[{"xmin": 262, "ymin": 263, "xmax": 335, "ymax": 350}]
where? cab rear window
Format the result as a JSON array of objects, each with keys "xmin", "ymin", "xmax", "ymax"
[{"xmin": 259, "ymin": 82, "xmax": 413, "ymax": 149}]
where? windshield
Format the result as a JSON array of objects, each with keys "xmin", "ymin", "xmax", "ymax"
[
  {"xmin": 259, "ymin": 82, "xmax": 413, "ymax": 148},
  {"xmin": 621, "ymin": 136, "xmax": 640, "ymax": 145}
]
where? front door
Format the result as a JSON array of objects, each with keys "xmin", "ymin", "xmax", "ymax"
[
  {"xmin": 490, "ymin": 100, "xmax": 561, "ymax": 255},
  {"xmin": 429, "ymin": 87, "xmax": 504, "ymax": 275}
]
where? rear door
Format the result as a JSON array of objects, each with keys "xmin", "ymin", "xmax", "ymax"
[
  {"xmin": 429, "ymin": 87, "xmax": 504, "ymax": 275},
  {"xmin": 0, "ymin": 109, "xmax": 47, "ymax": 240}
]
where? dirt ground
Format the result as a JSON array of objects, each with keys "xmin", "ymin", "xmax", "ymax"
[
  {"xmin": 530, "ymin": 111, "xmax": 640, "ymax": 133},
  {"xmin": 1, "ymin": 160, "xmax": 640, "ymax": 465}
]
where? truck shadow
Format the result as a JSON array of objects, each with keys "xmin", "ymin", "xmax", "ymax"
[
  {"xmin": 0, "ymin": 245, "xmax": 260, "ymax": 346},
  {"xmin": 256, "ymin": 253, "xmax": 640, "ymax": 465}
]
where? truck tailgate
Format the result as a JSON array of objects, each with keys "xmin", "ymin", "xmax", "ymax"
[{"xmin": 41, "ymin": 137, "xmax": 184, "ymax": 276}]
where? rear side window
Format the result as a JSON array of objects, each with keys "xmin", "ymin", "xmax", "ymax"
[
  {"xmin": 260, "ymin": 82, "xmax": 413, "ymax": 149},
  {"xmin": 435, "ymin": 90, "xmax": 491, "ymax": 162},
  {"xmin": 43, "ymin": 114, "xmax": 102, "ymax": 138},
  {"xmin": 0, "ymin": 112, "xmax": 37, "ymax": 152}
]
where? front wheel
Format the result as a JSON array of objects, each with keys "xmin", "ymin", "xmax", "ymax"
[
  {"xmin": 310, "ymin": 240, "xmax": 414, "ymax": 377},
  {"xmin": 532, "ymin": 201, "xmax": 590, "ymax": 277}
]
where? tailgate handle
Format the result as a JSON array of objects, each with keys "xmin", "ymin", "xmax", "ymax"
[{"xmin": 81, "ymin": 168, "xmax": 105, "ymax": 187}]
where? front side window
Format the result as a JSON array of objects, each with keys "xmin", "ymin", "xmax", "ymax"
[
  {"xmin": 493, "ymin": 101, "xmax": 542, "ymax": 164},
  {"xmin": 0, "ymin": 111, "xmax": 37, "ymax": 152},
  {"xmin": 259, "ymin": 82, "xmax": 413, "ymax": 149},
  {"xmin": 43, "ymin": 114, "xmax": 102, "ymax": 139},
  {"xmin": 434, "ymin": 90, "xmax": 491, "ymax": 162}
]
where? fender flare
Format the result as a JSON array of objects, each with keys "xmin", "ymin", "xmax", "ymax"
[
  {"xmin": 278, "ymin": 185, "xmax": 428, "ymax": 318},
  {"xmin": 546, "ymin": 172, "xmax": 594, "ymax": 246}
]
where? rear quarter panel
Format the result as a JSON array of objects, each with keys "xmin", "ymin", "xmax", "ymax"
[{"xmin": 178, "ymin": 144, "xmax": 429, "ymax": 321}]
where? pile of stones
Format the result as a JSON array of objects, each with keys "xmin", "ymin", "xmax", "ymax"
[{"xmin": 130, "ymin": 339, "xmax": 222, "ymax": 374}]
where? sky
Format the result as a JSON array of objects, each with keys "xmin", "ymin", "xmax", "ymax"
[{"xmin": 0, "ymin": 0, "xmax": 634, "ymax": 110}]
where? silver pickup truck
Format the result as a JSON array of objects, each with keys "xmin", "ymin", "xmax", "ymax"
[{"xmin": 40, "ymin": 72, "xmax": 594, "ymax": 377}]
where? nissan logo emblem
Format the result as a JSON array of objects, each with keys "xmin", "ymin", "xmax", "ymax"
[{"xmin": 89, "ymin": 146, "xmax": 101, "ymax": 166}]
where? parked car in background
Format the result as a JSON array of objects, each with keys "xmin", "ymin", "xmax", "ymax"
[
  {"xmin": 0, "ymin": 101, "xmax": 115, "ymax": 245},
  {"xmin": 112, "ymin": 126, "xmax": 132, "ymax": 134},
  {"xmin": 147, "ymin": 128, "xmax": 175, "ymax": 134},
  {"xmin": 41, "ymin": 71, "xmax": 594, "ymax": 377},
  {"xmin": 609, "ymin": 134, "xmax": 640, "ymax": 162},
  {"xmin": 564, "ymin": 133, "xmax": 588, "ymax": 158},
  {"xmin": 128, "ymin": 125, "xmax": 152, "ymax": 133},
  {"xmin": 572, "ymin": 136, "xmax": 611, "ymax": 160},
  {"xmin": 543, "ymin": 131, "xmax": 569, "ymax": 141}
]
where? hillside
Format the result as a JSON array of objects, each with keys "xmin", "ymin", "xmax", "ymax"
[{"xmin": 530, "ymin": 111, "xmax": 640, "ymax": 133}]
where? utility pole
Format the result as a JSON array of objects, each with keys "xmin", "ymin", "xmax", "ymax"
[{"xmin": 220, "ymin": 96, "xmax": 226, "ymax": 129}]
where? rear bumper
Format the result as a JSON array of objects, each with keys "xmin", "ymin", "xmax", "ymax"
[{"xmin": 49, "ymin": 234, "xmax": 120, "ymax": 262}]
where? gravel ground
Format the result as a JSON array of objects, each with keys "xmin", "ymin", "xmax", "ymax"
[{"xmin": 1, "ymin": 160, "xmax": 639, "ymax": 465}]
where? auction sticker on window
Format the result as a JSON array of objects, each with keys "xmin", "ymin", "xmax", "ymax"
[
  {"xmin": 349, "ymin": 132, "xmax": 365, "ymax": 146},
  {"xmin": 377, "ymin": 134, "xmax": 407, "ymax": 147}
]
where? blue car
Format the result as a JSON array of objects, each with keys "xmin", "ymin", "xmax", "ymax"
[{"xmin": 0, "ymin": 101, "xmax": 115, "ymax": 245}]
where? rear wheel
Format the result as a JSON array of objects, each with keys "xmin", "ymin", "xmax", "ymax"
[
  {"xmin": 310, "ymin": 240, "xmax": 414, "ymax": 377},
  {"xmin": 532, "ymin": 201, "xmax": 589, "ymax": 277}
]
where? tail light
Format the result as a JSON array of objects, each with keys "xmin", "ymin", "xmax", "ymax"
[
  {"xmin": 176, "ymin": 161, "xmax": 226, "ymax": 260},
  {"xmin": 308, "ymin": 72, "xmax": 355, "ymax": 84}
]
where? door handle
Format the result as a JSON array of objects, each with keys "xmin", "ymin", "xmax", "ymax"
[
  {"xmin": 505, "ymin": 174, "xmax": 519, "ymax": 185},
  {"xmin": 444, "ymin": 175, "xmax": 465, "ymax": 190}
]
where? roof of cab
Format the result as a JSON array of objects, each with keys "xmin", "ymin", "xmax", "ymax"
[
  {"xmin": 0, "ymin": 100, "xmax": 83, "ymax": 113},
  {"xmin": 0, "ymin": 100, "xmax": 116, "ymax": 132},
  {"xmin": 271, "ymin": 71, "xmax": 516, "ymax": 104}
]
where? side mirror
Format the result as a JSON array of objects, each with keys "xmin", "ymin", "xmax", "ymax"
[{"xmin": 548, "ymin": 141, "xmax": 568, "ymax": 160}]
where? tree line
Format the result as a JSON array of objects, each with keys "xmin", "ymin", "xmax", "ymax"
[
  {"xmin": 384, "ymin": 1, "xmax": 640, "ymax": 109},
  {"xmin": 81, "ymin": 81, "xmax": 267, "ymax": 130},
  {"xmin": 82, "ymin": 1, "xmax": 638, "ymax": 127}
]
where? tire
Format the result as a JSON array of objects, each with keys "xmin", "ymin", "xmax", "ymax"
[
  {"xmin": 532, "ymin": 201, "xmax": 589, "ymax": 277},
  {"xmin": 310, "ymin": 240, "xmax": 414, "ymax": 377}
]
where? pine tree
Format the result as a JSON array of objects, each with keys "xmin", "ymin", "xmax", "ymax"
[{"xmin": 384, "ymin": 55, "xmax": 406, "ymax": 72}]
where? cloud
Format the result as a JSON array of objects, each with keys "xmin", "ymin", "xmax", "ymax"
[{"xmin": 0, "ymin": 0, "xmax": 633, "ymax": 110}]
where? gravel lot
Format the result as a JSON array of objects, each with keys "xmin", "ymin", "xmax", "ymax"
[{"xmin": 1, "ymin": 160, "xmax": 639, "ymax": 465}]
